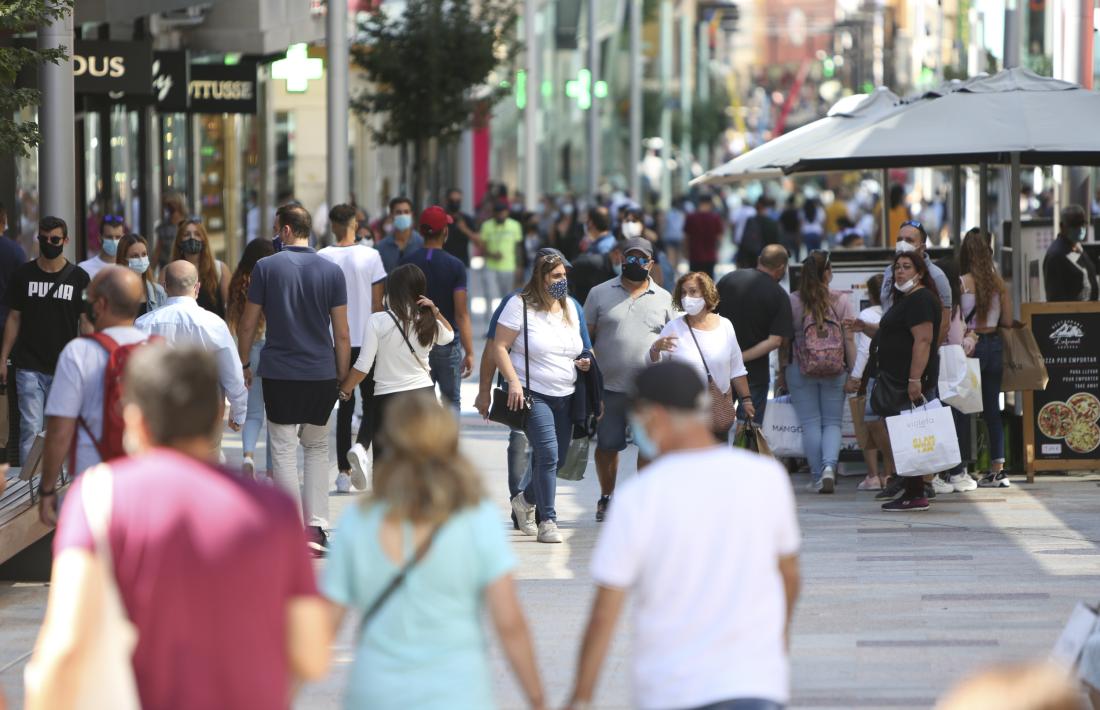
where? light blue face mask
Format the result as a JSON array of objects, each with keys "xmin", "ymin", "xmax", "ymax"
[
  {"xmin": 629, "ymin": 414, "xmax": 660, "ymax": 460},
  {"xmin": 393, "ymin": 214, "xmax": 413, "ymax": 232},
  {"xmin": 612, "ymin": 262, "xmax": 623, "ymax": 276},
  {"xmin": 102, "ymin": 238, "xmax": 119, "ymax": 257}
]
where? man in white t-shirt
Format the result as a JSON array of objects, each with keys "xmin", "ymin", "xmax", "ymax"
[
  {"xmin": 78, "ymin": 214, "xmax": 125, "ymax": 280},
  {"xmin": 568, "ymin": 361, "xmax": 801, "ymax": 710},
  {"xmin": 319, "ymin": 203, "xmax": 387, "ymax": 492}
]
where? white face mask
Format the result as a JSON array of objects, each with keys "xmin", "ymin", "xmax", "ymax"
[
  {"xmin": 622, "ymin": 221, "xmax": 643, "ymax": 238},
  {"xmin": 682, "ymin": 295, "xmax": 707, "ymax": 316},
  {"xmin": 895, "ymin": 276, "xmax": 918, "ymax": 293},
  {"xmin": 895, "ymin": 240, "xmax": 918, "ymax": 254}
]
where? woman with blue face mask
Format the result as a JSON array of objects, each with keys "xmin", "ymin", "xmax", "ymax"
[
  {"xmin": 490, "ymin": 252, "xmax": 591, "ymax": 544},
  {"xmin": 115, "ymin": 233, "xmax": 167, "ymax": 316}
]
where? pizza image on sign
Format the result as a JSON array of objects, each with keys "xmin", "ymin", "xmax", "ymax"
[
  {"xmin": 1067, "ymin": 393, "xmax": 1100, "ymax": 422},
  {"xmin": 1038, "ymin": 401, "xmax": 1076, "ymax": 439},
  {"xmin": 1066, "ymin": 420, "xmax": 1100, "ymax": 454},
  {"xmin": 1038, "ymin": 392, "xmax": 1100, "ymax": 454}
]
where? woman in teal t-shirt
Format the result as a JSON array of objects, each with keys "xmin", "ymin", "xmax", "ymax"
[{"xmin": 323, "ymin": 392, "xmax": 545, "ymax": 709}]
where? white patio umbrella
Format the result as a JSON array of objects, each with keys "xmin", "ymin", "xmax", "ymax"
[{"xmin": 689, "ymin": 87, "xmax": 903, "ymax": 186}]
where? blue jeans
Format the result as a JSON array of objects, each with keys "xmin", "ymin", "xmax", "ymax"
[
  {"xmin": 243, "ymin": 340, "xmax": 272, "ymax": 471},
  {"xmin": 507, "ymin": 429, "xmax": 531, "ymax": 498},
  {"xmin": 429, "ymin": 341, "xmax": 463, "ymax": 412},
  {"xmin": 975, "ymin": 333, "xmax": 1005, "ymax": 464},
  {"xmin": 737, "ymin": 379, "xmax": 770, "ymax": 425},
  {"xmin": 786, "ymin": 365, "xmax": 846, "ymax": 481},
  {"xmin": 689, "ymin": 700, "xmax": 784, "ymax": 710},
  {"xmin": 16, "ymin": 369, "xmax": 52, "ymax": 465},
  {"xmin": 522, "ymin": 391, "xmax": 572, "ymax": 522}
]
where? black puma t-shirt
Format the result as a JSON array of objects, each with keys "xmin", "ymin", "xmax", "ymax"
[{"xmin": 5, "ymin": 260, "xmax": 90, "ymax": 373}]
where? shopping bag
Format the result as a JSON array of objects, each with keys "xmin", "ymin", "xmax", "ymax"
[
  {"xmin": 849, "ymin": 395, "xmax": 871, "ymax": 448},
  {"xmin": 557, "ymin": 436, "xmax": 590, "ymax": 481},
  {"xmin": 1051, "ymin": 601, "xmax": 1100, "ymax": 670},
  {"xmin": 18, "ymin": 433, "xmax": 45, "ymax": 481},
  {"xmin": 885, "ymin": 399, "xmax": 962, "ymax": 477},
  {"xmin": 1000, "ymin": 321, "xmax": 1049, "ymax": 391},
  {"xmin": 761, "ymin": 397, "xmax": 803, "ymax": 458},
  {"xmin": 938, "ymin": 345, "xmax": 983, "ymax": 414},
  {"xmin": 734, "ymin": 422, "xmax": 773, "ymax": 457}
]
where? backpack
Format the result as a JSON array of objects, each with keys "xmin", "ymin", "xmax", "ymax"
[
  {"xmin": 795, "ymin": 304, "xmax": 846, "ymax": 377},
  {"xmin": 75, "ymin": 333, "xmax": 157, "ymax": 468}
]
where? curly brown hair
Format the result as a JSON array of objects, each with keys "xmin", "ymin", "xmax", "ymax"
[
  {"xmin": 672, "ymin": 272, "xmax": 719, "ymax": 313},
  {"xmin": 227, "ymin": 238, "xmax": 275, "ymax": 336}
]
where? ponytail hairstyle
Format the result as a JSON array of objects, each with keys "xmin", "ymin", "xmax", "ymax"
[
  {"xmin": 368, "ymin": 391, "xmax": 484, "ymax": 524},
  {"xmin": 385, "ymin": 263, "xmax": 437, "ymax": 347},
  {"xmin": 799, "ymin": 250, "xmax": 833, "ymax": 328}
]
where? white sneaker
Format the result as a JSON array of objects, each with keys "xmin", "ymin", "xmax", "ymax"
[
  {"xmin": 978, "ymin": 472, "xmax": 1012, "ymax": 488},
  {"xmin": 242, "ymin": 455, "xmax": 255, "ymax": 479},
  {"xmin": 511, "ymin": 492, "xmax": 537, "ymax": 536},
  {"xmin": 335, "ymin": 471, "xmax": 352, "ymax": 494},
  {"xmin": 347, "ymin": 444, "xmax": 369, "ymax": 491},
  {"xmin": 931, "ymin": 476, "xmax": 955, "ymax": 495},
  {"xmin": 950, "ymin": 472, "xmax": 978, "ymax": 492},
  {"xmin": 820, "ymin": 466, "xmax": 836, "ymax": 494},
  {"xmin": 537, "ymin": 520, "xmax": 563, "ymax": 543},
  {"xmin": 805, "ymin": 479, "xmax": 823, "ymax": 493}
]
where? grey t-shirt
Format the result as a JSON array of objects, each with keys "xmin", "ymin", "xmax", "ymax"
[
  {"xmin": 248, "ymin": 246, "xmax": 347, "ymax": 381},
  {"xmin": 583, "ymin": 276, "xmax": 674, "ymax": 393},
  {"xmin": 881, "ymin": 253, "xmax": 953, "ymax": 311}
]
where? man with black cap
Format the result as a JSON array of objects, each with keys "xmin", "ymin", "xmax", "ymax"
[
  {"xmin": 479, "ymin": 199, "xmax": 523, "ymax": 308},
  {"xmin": 569, "ymin": 361, "xmax": 801, "ymax": 710},
  {"xmin": 1044, "ymin": 204, "xmax": 1098, "ymax": 302},
  {"xmin": 583, "ymin": 236, "xmax": 674, "ymax": 522}
]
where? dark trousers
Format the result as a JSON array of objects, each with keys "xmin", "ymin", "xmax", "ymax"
[
  {"xmin": 336, "ymin": 347, "xmax": 374, "ymax": 471},
  {"xmin": 369, "ymin": 385, "xmax": 435, "ymax": 462},
  {"xmin": 689, "ymin": 260, "xmax": 716, "ymax": 279}
]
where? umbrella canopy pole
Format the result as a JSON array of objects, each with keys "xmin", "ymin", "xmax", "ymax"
[
  {"xmin": 881, "ymin": 168, "xmax": 890, "ymax": 247},
  {"xmin": 951, "ymin": 166, "xmax": 962, "ymax": 247},
  {"xmin": 979, "ymin": 163, "xmax": 990, "ymax": 244},
  {"xmin": 1009, "ymin": 152, "xmax": 1022, "ymax": 317}
]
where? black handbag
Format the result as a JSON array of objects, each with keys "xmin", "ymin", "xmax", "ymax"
[
  {"xmin": 870, "ymin": 371, "xmax": 910, "ymax": 417},
  {"xmin": 488, "ymin": 305, "xmax": 532, "ymax": 430}
]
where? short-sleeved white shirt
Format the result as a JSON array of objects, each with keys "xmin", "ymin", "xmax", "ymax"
[
  {"xmin": 592, "ymin": 446, "xmax": 801, "ymax": 709},
  {"xmin": 655, "ymin": 316, "xmax": 747, "ymax": 394},
  {"xmin": 497, "ymin": 297, "xmax": 584, "ymax": 397},
  {"xmin": 318, "ymin": 244, "xmax": 387, "ymax": 347}
]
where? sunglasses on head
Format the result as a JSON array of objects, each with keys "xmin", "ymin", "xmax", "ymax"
[
  {"xmin": 807, "ymin": 249, "xmax": 831, "ymax": 269},
  {"xmin": 38, "ymin": 234, "xmax": 64, "ymax": 245},
  {"xmin": 102, "ymin": 214, "xmax": 124, "ymax": 225}
]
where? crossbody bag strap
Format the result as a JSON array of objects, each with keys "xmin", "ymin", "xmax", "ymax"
[
  {"xmin": 386, "ymin": 310, "xmax": 430, "ymax": 374},
  {"xmin": 684, "ymin": 320, "xmax": 715, "ymax": 384},
  {"xmin": 358, "ymin": 524, "xmax": 440, "ymax": 636},
  {"xmin": 522, "ymin": 303, "xmax": 530, "ymax": 392},
  {"xmin": 43, "ymin": 262, "xmax": 76, "ymax": 301}
]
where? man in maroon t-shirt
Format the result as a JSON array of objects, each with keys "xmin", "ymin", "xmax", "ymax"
[
  {"xmin": 683, "ymin": 197, "xmax": 725, "ymax": 278},
  {"xmin": 26, "ymin": 345, "xmax": 329, "ymax": 710}
]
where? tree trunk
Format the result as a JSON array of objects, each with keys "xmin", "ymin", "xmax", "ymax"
[
  {"xmin": 399, "ymin": 141, "xmax": 409, "ymax": 197},
  {"xmin": 413, "ymin": 138, "xmax": 428, "ymax": 208}
]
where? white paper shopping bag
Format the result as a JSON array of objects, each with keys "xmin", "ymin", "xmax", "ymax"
[
  {"xmin": 761, "ymin": 397, "xmax": 803, "ymax": 458},
  {"xmin": 886, "ymin": 400, "xmax": 962, "ymax": 477},
  {"xmin": 939, "ymin": 345, "xmax": 983, "ymax": 414}
]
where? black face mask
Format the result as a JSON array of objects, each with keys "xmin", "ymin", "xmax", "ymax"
[
  {"xmin": 623, "ymin": 261, "xmax": 649, "ymax": 282},
  {"xmin": 180, "ymin": 238, "xmax": 204, "ymax": 255},
  {"xmin": 447, "ymin": 200, "xmax": 462, "ymax": 212},
  {"xmin": 494, "ymin": 216, "xmax": 506, "ymax": 225},
  {"xmin": 38, "ymin": 236, "xmax": 64, "ymax": 260}
]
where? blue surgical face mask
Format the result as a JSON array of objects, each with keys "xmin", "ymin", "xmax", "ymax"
[
  {"xmin": 393, "ymin": 214, "xmax": 413, "ymax": 232},
  {"xmin": 101, "ymin": 237, "xmax": 119, "ymax": 257},
  {"xmin": 1075, "ymin": 226, "xmax": 1088, "ymax": 243},
  {"xmin": 629, "ymin": 414, "xmax": 660, "ymax": 460},
  {"xmin": 128, "ymin": 256, "xmax": 150, "ymax": 274},
  {"xmin": 548, "ymin": 277, "xmax": 568, "ymax": 300}
]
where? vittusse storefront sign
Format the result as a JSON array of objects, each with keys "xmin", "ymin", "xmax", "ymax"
[{"xmin": 187, "ymin": 63, "xmax": 258, "ymax": 114}]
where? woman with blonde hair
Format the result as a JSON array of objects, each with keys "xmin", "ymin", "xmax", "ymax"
[
  {"xmin": 115, "ymin": 233, "xmax": 167, "ymax": 316},
  {"xmin": 169, "ymin": 218, "xmax": 230, "ymax": 319},
  {"xmin": 323, "ymin": 392, "xmax": 545, "ymax": 710}
]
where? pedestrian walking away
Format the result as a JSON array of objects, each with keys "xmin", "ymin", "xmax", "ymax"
[
  {"xmin": 491, "ymin": 251, "xmax": 590, "ymax": 544},
  {"xmin": 338, "ymin": 263, "xmax": 454, "ymax": 466},
  {"xmin": 400, "ymin": 205, "xmax": 475, "ymax": 413},
  {"xmin": 322, "ymin": 392, "xmax": 545, "ymax": 710},
  {"xmin": 37, "ymin": 266, "xmax": 153, "ymax": 526},
  {"xmin": 376, "ymin": 196, "xmax": 425, "ymax": 274},
  {"xmin": 169, "ymin": 218, "xmax": 231, "ymax": 320},
  {"xmin": 236, "ymin": 203, "xmax": 351, "ymax": 556},
  {"xmin": 227, "ymin": 238, "xmax": 277, "ymax": 481},
  {"xmin": 779, "ymin": 250, "xmax": 857, "ymax": 494},
  {"xmin": 736, "ymin": 197, "xmax": 780, "ymax": 270},
  {"xmin": 567, "ymin": 361, "xmax": 800, "ymax": 710},
  {"xmin": 683, "ymin": 195, "xmax": 724, "ymax": 278},
  {"xmin": 115, "ymin": 233, "xmax": 167, "ymax": 316},
  {"xmin": 25, "ymin": 345, "xmax": 329, "ymax": 710},
  {"xmin": 319, "ymin": 203, "xmax": 387, "ymax": 493},
  {"xmin": 584, "ymin": 236, "xmax": 674, "ymax": 522},
  {"xmin": 0, "ymin": 216, "xmax": 91, "ymax": 466},
  {"xmin": 78, "ymin": 213, "xmax": 126, "ymax": 281},
  {"xmin": 716, "ymin": 244, "xmax": 793, "ymax": 426}
]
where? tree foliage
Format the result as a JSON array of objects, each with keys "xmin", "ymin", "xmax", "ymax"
[
  {"xmin": 0, "ymin": 0, "xmax": 75, "ymax": 158},
  {"xmin": 351, "ymin": 0, "xmax": 519, "ymax": 148}
]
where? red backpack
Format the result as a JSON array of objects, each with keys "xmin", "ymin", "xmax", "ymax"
[{"xmin": 75, "ymin": 332, "xmax": 157, "ymax": 467}]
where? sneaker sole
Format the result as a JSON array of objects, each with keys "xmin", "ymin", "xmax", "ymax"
[
  {"xmin": 347, "ymin": 449, "xmax": 369, "ymax": 491},
  {"xmin": 537, "ymin": 537, "xmax": 563, "ymax": 543},
  {"xmin": 883, "ymin": 504, "xmax": 930, "ymax": 512}
]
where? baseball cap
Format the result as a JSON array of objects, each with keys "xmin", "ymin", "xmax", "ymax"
[
  {"xmin": 419, "ymin": 205, "xmax": 453, "ymax": 232},
  {"xmin": 630, "ymin": 361, "xmax": 706, "ymax": 411},
  {"xmin": 535, "ymin": 246, "xmax": 572, "ymax": 269},
  {"xmin": 621, "ymin": 236, "xmax": 654, "ymax": 258}
]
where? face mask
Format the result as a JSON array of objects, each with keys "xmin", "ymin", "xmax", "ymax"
[
  {"xmin": 547, "ymin": 278, "xmax": 568, "ymax": 300},
  {"xmin": 682, "ymin": 295, "xmax": 707, "ymax": 316},
  {"xmin": 623, "ymin": 261, "xmax": 649, "ymax": 282},
  {"xmin": 128, "ymin": 256, "xmax": 150, "ymax": 274},
  {"xmin": 622, "ymin": 221, "xmax": 643, "ymax": 238},
  {"xmin": 38, "ymin": 236, "xmax": 63, "ymax": 260},
  {"xmin": 629, "ymin": 415, "xmax": 660, "ymax": 460},
  {"xmin": 447, "ymin": 200, "xmax": 462, "ymax": 212},
  {"xmin": 612, "ymin": 262, "xmax": 623, "ymax": 276},
  {"xmin": 561, "ymin": 204, "xmax": 574, "ymax": 216},
  {"xmin": 393, "ymin": 214, "xmax": 413, "ymax": 231},
  {"xmin": 180, "ymin": 238, "xmax": 203, "ymax": 255},
  {"xmin": 101, "ymin": 238, "xmax": 119, "ymax": 257},
  {"xmin": 495, "ymin": 215, "xmax": 507, "ymax": 225},
  {"xmin": 1074, "ymin": 226, "xmax": 1088, "ymax": 243},
  {"xmin": 895, "ymin": 240, "xmax": 917, "ymax": 254},
  {"xmin": 896, "ymin": 276, "xmax": 918, "ymax": 293}
]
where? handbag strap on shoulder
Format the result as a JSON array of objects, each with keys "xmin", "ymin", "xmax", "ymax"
[
  {"xmin": 386, "ymin": 310, "xmax": 430, "ymax": 374},
  {"xmin": 684, "ymin": 319, "xmax": 715, "ymax": 383}
]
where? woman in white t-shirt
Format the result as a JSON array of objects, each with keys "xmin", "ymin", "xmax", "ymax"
[
  {"xmin": 339, "ymin": 264, "xmax": 453, "ymax": 470},
  {"xmin": 649, "ymin": 272, "xmax": 753, "ymax": 436},
  {"xmin": 491, "ymin": 252, "xmax": 590, "ymax": 544},
  {"xmin": 844, "ymin": 273, "xmax": 890, "ymax": 491}
]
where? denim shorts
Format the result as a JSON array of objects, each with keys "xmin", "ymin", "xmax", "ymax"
[{"xmin": 595, "ymin": 389, "xmax": 630, "ymax": 452}]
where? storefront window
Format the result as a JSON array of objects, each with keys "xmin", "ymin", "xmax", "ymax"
[
  {"xmin": 275, "ymin": 111, "xmax": 295, "ymax": 201},
  {"xmin": 161, "ymin": 113, "xmax": 189, "ymax": 195},
  {"xmin": 15, "ymin": 107, "xmax": 40, "ymax": 258}
]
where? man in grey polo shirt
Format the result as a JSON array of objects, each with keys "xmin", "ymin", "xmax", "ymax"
[{"xmin": 584, "ymin": 236, "xmax": 674, "ymax": 522}]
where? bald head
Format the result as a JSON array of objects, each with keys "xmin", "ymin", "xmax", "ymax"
[
  {"xmin": 89, "ymin": 265, "xmax": 144, "ymax": 323},
  {"xmin": 164, "ymin": 260, "xmax": 199, "ymax": 298}
]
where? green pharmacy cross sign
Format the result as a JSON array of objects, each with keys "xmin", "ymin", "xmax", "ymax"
[
  {"xmin": 565, "ymin": 69, "xmax": 608, "ymax": 110},
  {"xmin": 272, "ymin": 43, "xmax": 324, "ymax": 93}
]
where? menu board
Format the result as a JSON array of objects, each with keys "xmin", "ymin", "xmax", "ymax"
[{"xmin": 1023, "ymin": 302, "xmax": 1100, "ymax": 481}]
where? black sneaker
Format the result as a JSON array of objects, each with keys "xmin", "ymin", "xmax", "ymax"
[
  {"xmin": 924, "ymin": 482, "xmax": 937, "ymax": 499},
  {"xmin": 307, "ymin": 526, "xmax": 329, "ymax": 558},
  {"xmin": 875, "ymin": 477, "xmax": 905, "ymax": 501},
  {"xmin": 596, "ymin": 496, "xmax": 610, "ymax": 522},
  {"xmin": 882, "ymin": 496, "xmax": 930, "ymax": 512}
]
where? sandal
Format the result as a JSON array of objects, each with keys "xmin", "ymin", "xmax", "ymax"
[{"xmin": 856, "ymin": 475, "xmax": 883, "ymax": 491}]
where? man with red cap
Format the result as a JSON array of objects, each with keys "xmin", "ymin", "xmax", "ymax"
[{"xmin": 399, "ymin": 206, "xmax": 474, "ymax": 412}]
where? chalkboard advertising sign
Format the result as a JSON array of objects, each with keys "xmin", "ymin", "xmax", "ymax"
[{"xmin": 1023, "ymin": 302, "xmax": 1100, "ymax": 481}]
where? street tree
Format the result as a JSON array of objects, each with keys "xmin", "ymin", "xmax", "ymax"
[
  {"xmin": 351, "ymin": 0, "xmax": 518, "ymax": 204},
  {"xmin": 0, "ymin": 0, "xmax": 75, "ymax": 158}
]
